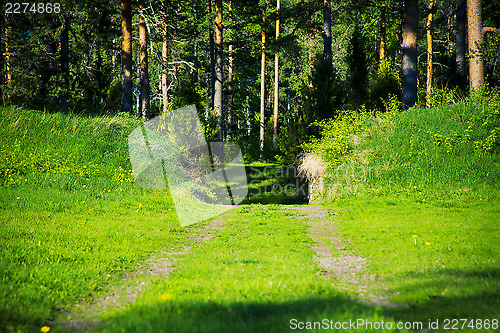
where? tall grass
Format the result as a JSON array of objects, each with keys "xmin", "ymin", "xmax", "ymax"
[
  {"xmin": 306, "ymin": 97, "xmax": 500, "ymax": 201},
  {"xmin": 0, "ymin": 107, "xmax": 180, "ymax": 332}
]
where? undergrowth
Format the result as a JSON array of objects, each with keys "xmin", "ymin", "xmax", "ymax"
[{"xmin": 304, "ymin": 90, "xmax": 500, "ymax": 202}]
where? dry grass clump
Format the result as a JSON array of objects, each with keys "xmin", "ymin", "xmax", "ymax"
[
  {"xmin": 298, "ymin": 152, "xmax": 327, "ymax": 202},
  {"xmin": 297, "ymin": 152, "xmax": 327, "ymax": 182}
]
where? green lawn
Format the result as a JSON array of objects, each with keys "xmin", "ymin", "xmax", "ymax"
[
  {"xmin": 1, "ymin": 106, "xmax": 499, "ymax": 332},
  {"xmin": 327, "ymin": 195, "xmax": 500, "ymax": 326}
]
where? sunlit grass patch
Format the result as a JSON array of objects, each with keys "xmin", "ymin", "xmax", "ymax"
[{"xmin": 327, "ymin": 195, "xmax": 500, "ymax": 325}]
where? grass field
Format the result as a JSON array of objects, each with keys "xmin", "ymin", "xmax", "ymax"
[{"xmin": 0, "ymin": 105, "xmax": 499, "ymax": 332}]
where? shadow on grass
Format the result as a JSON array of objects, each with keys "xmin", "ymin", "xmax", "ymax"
[
  {"xmin": 390, "ymin": 268, "xmax": 500, "ymax": 319},
  {"xmin": 240, "ymin": 165, "xmax": 309, "ymax": 205},
  {"xmin": 87, "ymin": 268, "xmax": 500, "ymax": 333},
  {"xmin": 88, "ymin": 293, "xmax": 405, "ymax": 333},
  {"xmin": 384, "ymin": 267, "xmax": 500, "ymax": 324}
]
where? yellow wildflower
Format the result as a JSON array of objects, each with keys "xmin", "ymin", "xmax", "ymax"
[
  {"xmin": 41, "ymin": 326, "xmax": 50, "ymax": 333},
  {"xmin": 426, "ymin": 242, "xmax": 431, "ymax": 246},
  {"xmin": 161, "ymin": 293, "xmax": 172, "ymax": 301}
]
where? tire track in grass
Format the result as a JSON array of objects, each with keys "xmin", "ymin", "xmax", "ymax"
[
  {"xmin": 58, "ymin": 218, "xmax": 228, "ymax": 332},
  {"xmin": 283, "ymin": 204, "xmax": 402, "ymax": 308}
]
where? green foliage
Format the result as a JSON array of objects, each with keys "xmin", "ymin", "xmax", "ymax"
[
  {"xmin": 481, "ymin": 29, "xmax": 500, "ymax": 87},
  {"xmin": 369, "ymin": 59, "xmax": 401, "ymax": 111},
  {"xmin": 165, "ymin": 71, "xmax": 215, "ymax": 141},
  {"xmin": 302, "ymin": 108, "xmax": 369, "ymax": 167},
  {"xmin": 426, "ymin": 87, "xmax": 460, "ymax": 107},
  {"xmin": 1, "ymin": 107, "xmax": 499, "ymax": 332},
  {"xmin": 311, "ymin": 90, "xmax": 500, "ymax": 201},
  {"xmin": 346, "ymin": 25, "xmax": 369, "ymax": 107},
  {"xmin": 306, "ymin": 56, "xmax": 344, "ymax": 124}
]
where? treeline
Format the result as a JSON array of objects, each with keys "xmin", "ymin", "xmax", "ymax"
[{"xmin": 1, "ymin": 0, "xmax": 499, "ymax": 160}]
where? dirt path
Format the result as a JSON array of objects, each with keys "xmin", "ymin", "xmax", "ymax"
[
  {"xmin": 59, "ymin": 217, "xmax": 228, "ymax": 332},
  {"xmin": 59, "ymin": 204, "xmax": 400, "ymax": 331},
  {"xmin": 284, "ymin": 204, "xmax": 401, "ymax": 307}
]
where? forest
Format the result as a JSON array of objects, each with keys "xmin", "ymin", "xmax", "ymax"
[
  {"xmin": 1, "ymin": 1, "xmax": 500, "ymax": 332},
  {"xmin": 2, "ymin": 0, "xmax": 499, "ymax": 161}
]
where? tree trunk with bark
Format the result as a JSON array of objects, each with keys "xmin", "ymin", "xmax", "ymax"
[
  {"xmin": 379, "ymin": 1, "xmax": 386, "ymax": 61},
  {"xmin": 467, "ymin": 0, "xmax": 483, "ymax": 91},
  {"xmin": 323, "ymin": 0, "xmax": 332, "ymax": 62},
  {"xmin": 121, "ymin": 0, "xmax": 133, "ymax": 114},
  {"xmin": 260, "ymin": 5, "xmax": 266, "ymax": 157},
  {"xmin": 5, "ymin": 24, "xmax": 11, "ymax": 88},
  {"xmin": 273, "ymin": 0, "xmax": 280, "ymax": 151},
  {"xmin": 161, "ymin": 1, "xmax": 169, "ymax": 112},
  {"xmin": 228, "ymin": 0, "xmax": 234, "ymax": 140},
  {"xmin": 426, "ymin": 0, "xmax": 434, "ymax": 107},
  {"xmin": 209, "ymin": 0, "xmax": 215, "ymax": 111},
  {"xmin": 139, "ymin": 0, "xmax": 149, "ymax": 119},
  {"xmin": 402, "ymin": 0, "xmax": 418, "ymax": 109},
  {"xmin": 214, "ymin": 0, "xmax": 223, "ymax": 141},
  {"xmin": 456, "ymin": 0, "xmax": 466, "ymax": 77}
]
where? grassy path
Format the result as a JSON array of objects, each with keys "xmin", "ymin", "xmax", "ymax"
[
  {"xmin": 49, "ymin": 164, "xmax": 498, "ymax": 333},
  {"xmin": 55, "ymin": 203, "xmax": 412, "ymax": 333}
]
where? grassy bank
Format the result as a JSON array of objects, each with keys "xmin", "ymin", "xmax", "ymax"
[
  {"xmin": 1, "ymin": 105, "xmax": 499, "ymax": 332},
  {"xmin": 309, "ymin": 98, "xmax": 500, "ymax": 330},
  {"xmin": 0, "ymin": 107, "xmax": 178, "ymax": 331}
]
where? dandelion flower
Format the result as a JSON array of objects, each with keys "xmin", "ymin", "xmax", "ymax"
[
  {"xmin": 16, "ymin": 197, "xmax": 20, "ymax": 200},
  {"xmin": 426, "ymin": 242, "xmax": 431, "ymax": 246},
  {"xmin": 161, "ymin": 293, "xmax": 172, "ymax": 301},
  {"xmin": 41, "ymin": 326, "xmax": 50, "ymax": 333},
  {"xmin": 412, "ymin": 235, "xmax": 417, "ymax": 238}
]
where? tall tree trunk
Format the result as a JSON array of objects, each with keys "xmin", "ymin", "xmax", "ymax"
[
  {"xmin": 323, "ymin": 0, "xmax": 332, "ymax": 62},
  {"xmin": 426, "ymin": 0, "xmax": 434, "ymax": 107},
  {"xmin": 402, "ymin": 0, "xmax": 418, "ymax": 109},
  {"xmin": 260, "ymin": 4, "xmax": 266, "ymax": 157},
  {"xmin": 456, "ymin": 0, "xmax": 466, "ymax": 77},
  {"xmin": 60, "ymin": 15, "xmax": 69, "ymax": 111},
  {"xmin": 209, "ymin": 0, "xmax": 215, "ymax": 111},
  {"xmin": 121, "ymin": 0, "xmax": 133, "ymax": 114},
  {"xmin": 0, "ymin": 11, "xmax": 3, "ymax": 102},
  {"xmin": 161, "ymin": 1, "xmax": 169, "ymax": 112},
  {"xmin": 467, "ymin": 0, "xmax": 483, "ymax": 91},
  {"xmin": 273, "ymin": 0, "xmax": 280, "ymax": 151},
  {"xmin": 5, "ymin": 25, "xmax": 11, "ymax": 88},
  {"xmin": 379, "ymin": 1, "xmax": 386, "ymax": 61},
  {"xmin": 139, "ymin": 0, "xmax": 149, "ymax": 119},
  {"xmin": 227, "ymin": 0, "xmax": 234, "ymax": 140},
  {"xmin": 194, "ymin": 1, "xmax": 199, "ymax": 82},
  {"xmin": 214, "ymin": 0, "xmax": 223, "ymax": 141}
]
